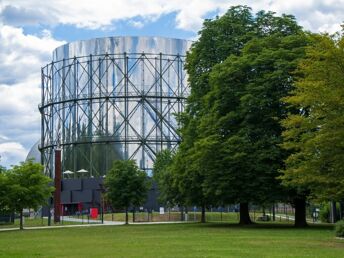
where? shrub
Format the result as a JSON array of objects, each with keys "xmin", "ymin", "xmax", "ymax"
[
  {"xmin": 319, "ymin": 203, "xmax": 330, "ymax": 222},
  {"xmin": 319, "ymin": 202, "xmax": 340, "ymax": 223},
  {"xmin": 335, "ymin": 220, "xmax": 344, "ymax": 238}
]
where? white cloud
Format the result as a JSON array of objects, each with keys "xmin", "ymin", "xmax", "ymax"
[
  {"xmin": 128, "ymin": 20, "xmax": 145, "ymax": 29},
  {"xmin": 0, "ymin": 24, "xmax": 64, "ymax": 167},
  {"xmin": 1, "ymin": 0, "xmax": 343, "ymax": 33},
  {"xmin": 0, "ymin": 142, "xmax": 27, "ymax": 167}
]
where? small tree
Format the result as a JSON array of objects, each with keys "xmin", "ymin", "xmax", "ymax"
[
  {"xmin": 0, "ymin": 172, "xmax": 10, "ymax": 214},
  {"xmin": 105, "ymin": 160, "xmax": 150, "ymax": 224},
  {"xmin": 153, "ymin": 150, "xmax": 179, "ymax": 206},
  {"xmin": 6, "ymin": 160, "xmax": 53, "ymax": 230}
]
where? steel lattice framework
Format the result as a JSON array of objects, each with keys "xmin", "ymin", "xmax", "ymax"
[{"xmin": 40, "ymin": 48, "xmax": 189, "ymax": 177}]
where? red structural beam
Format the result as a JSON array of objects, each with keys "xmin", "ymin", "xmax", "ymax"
[{"xmin": 54, "ymin": 149, "xmax": 61, "ymax": 223}]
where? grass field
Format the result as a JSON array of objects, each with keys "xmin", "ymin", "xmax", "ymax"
[
  {"xmin": 0, "ymin": 217, "xmax": 83, "ymax": 229},
  {"xmin": 0, "ymin": 222, "xmax": 343, "ymax": 258},
  {"xmin": 102, "ymin": 211, "xmax": 296, "ymax": 223}
]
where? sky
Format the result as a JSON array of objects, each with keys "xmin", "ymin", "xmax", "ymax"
[{"xmin": 0, "ymin": 0, "xmax": 343, "ymax": 168}]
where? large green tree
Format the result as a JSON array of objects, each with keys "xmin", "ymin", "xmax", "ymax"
[
  {"xmin": 204, "ymin": 33, "xmax": 308, "ymax": 225},
  {"xmin": 6, "ymin": 160, "xmax": 53, "ymax": 230},
  {"xmin": 105, "ymin": 160, "xmax": 149, "ymax": 224},
  {"xmin": 281, "ymin": 33, "xmax": 344, "ymax": 203},
  {"xmin": 175, "ymin": 5, "xmax": 257, "ymax": 224},
  {"xmin": 175, "ymin": 5, "xmax": 306, "ymax": 224}
]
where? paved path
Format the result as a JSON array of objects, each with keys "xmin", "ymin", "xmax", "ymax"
[
  {"xmin": 0, "ymin": 217, "xmax": 187, "ymax": 232},
  {"xmin": 60, "ymin": 216, "xmax": 123, "ymax": 225}
]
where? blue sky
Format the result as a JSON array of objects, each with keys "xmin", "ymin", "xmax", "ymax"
[{"xmin": 0, "ymin": 0, "xmax": 344, "ymax": 168}]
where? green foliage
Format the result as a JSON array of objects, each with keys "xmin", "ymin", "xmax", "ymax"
[
  {"xmin": 153, "ymin": 149, "xmax": 179, "ymax": 206},
  {"xmin": 0, "ymin": 172, "xmax": 10, "ymax": 213},
  {"xmin": 6, "ymin": 160, "xmax": 53, "ymax": 213},
  {"xmin": 319, "ymin": 203, "xmax": 331, "ymax": 223},
  {"xmin": 204, "ymin": 34, "xmax": 307, "ymax": 206},
  {"xmin": 335, "ymin": 220, "xmax": 344, "ymax": 237},
  {"xmin": 319, "ymin": 202, "xmax": 340, "ymax": 223},
  {"xmin": 105, "ymin": 160, "xmax": 149, "ymax": 212},
  {"xmin": 1, "ymin": 160, "xmax": 53, "ymax": 229},
  {"xmin": 171, "ymin": 6, "xmax": 307, "ymax": 221},
  {"xmin": 281, "ymin": 33, "xmax": 344, "ymax": 201}
]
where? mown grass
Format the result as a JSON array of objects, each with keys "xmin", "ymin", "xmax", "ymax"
[
  {"xmin": 103, "ymin": 211, "xmax": 295, "ymax": 223},
  {"xmin": 0, "ymin": 222, "xmax": 342, "ymax": 258},
  {"xmin": 0, "ymin": 217, "xmax": 82, "ymax": 229}
]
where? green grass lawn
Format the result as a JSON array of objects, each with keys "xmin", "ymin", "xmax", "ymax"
[
  {"xmin": 0, "ymin": 217, "xmax": 82, "ymax": 229},
  {"xmin": 102, "ymin": 211, "xmax": 294, "ymax": 223},
  {"xmin": 0, "ymin": 222, "xmax": 343, "ymax": 258}
]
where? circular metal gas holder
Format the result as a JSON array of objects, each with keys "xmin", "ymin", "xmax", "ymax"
[{"xmin": 39, "ymin": 36, "xmax": 191, "ymax": 177}]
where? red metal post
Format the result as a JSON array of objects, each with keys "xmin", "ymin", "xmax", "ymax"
[{"xmin": 54, "ymin": 149, "xmax": 61, "ymax": 223}]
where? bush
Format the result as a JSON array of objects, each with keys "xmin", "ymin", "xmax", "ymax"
[
  {"xmin": 319, "ymin": 203, "xmax": 331, "ymax": 222},
  {"xmin": 335, "ymin": 220, "xmax": 344, "ymax": 238},
  {"xmin": 319, "ymin": 202, "xmax": 340, "ymax": 223}
]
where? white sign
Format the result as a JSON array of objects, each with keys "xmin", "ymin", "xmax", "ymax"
[{"xmin": 159, "ymin": 207, "xmax": 165, "ymax": 215}]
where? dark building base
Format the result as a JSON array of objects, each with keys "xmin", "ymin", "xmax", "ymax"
[{"xmin": 43, "ymin": 177, "xmax": 160, "ymax": 216}]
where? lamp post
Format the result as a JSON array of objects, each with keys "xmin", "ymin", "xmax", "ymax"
[
  {"xmin": 54, "ymin": 148, "xmax": 62, "ymax": 223},
  {"xmin": 99, "ymin": 183, "xmax": 106, "ymax": 224}
]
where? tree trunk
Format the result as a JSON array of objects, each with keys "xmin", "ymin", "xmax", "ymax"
[
  {"xmin": 239, "ymin": 203, "xmax": 252, "ymax": 225},
  {"xmin": 19, "ymin": 210, "xmax": 24, "ymax": 230},
  {"xmin": 330, "ymin": 201, "xmax": 337, "ymax": 223},
  {"xmin": 125, "ymin": 208, "xmax": 129, "ymax": 225},
  {"xmin": 272, "ymin": 203, "xmax": 276, "ymax": 221},
  {"xmin": 340, "ymin": 201, "xmax": 344, "ymax": 220},
  {"xmin": 201, "ymin": 204, "xmax": 206, "ymax": 223},
  {"xmin": 180, "ymin": 206, "xmax": 184, "ymax": 221},
  {"xmin": 294, "ymin": 198, "xmax": 307, "ymax": 227}
]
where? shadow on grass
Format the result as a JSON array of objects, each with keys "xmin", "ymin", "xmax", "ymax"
[{"xmin": 195, "ymin": 222, "xmax": 334, "ymax": 231}]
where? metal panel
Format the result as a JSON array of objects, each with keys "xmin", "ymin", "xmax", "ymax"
[
  {"xmin": 72, "ymin": 190, "xmax": 93, "ymax": 203},
  {"xmin": 83, "ymin": 178, "xmax": 103, "ymax": 190},
  {"xmin": 61, "ymin": 191, "xmax": 71, "ymax": 204},
  {"xmin": 62, "ymin": 179, "xmax": 82, "ymax": 191}
]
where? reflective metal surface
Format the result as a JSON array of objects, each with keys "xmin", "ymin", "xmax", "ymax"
[{"xmin": 40, "ymin": 36, "xmax": 191, "ymax": 177}]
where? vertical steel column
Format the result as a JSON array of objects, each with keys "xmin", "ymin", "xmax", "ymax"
[
  {"xmin": 105, "ymin": 54, "xmax": 109, "ymax": 173},
  {"xmin": 105, "ymin": 54, "xmax": 109, "ymax": 136},
  {"xmin": 155, "ymin": 56, "xmax": 159, "ymax": 153},
  {"xmin": 54, "ymin": 149, "xmax": 61, "ymax": 223},
  {"xmin": 159, "ymin": 53, "xmax": 163, "ymax": 151},
  {"xmin": 177, "ymin": 55, "xmax": 181, "ymax": 127},
  {"xmin": 88, "ymin": 55, "xmax": 93, "ymax": 176},
  {"xmin": 73, "ymin": 57, "xmax": 77, "ymax": 176},
  {"xmin": 167, "ymin": 58, "xmax": 171, "ymax": 149},
  {"xmin": 124, "ymin": 52, "xmax": 128, "ymax": 159},
  {"xmin": 141, "ymin": 54, "xmax": 145, "ymax": 169},
  {"xmin": 40, "ymin": 68, "xmax": 45, "ymax": 169},
  {"xmin": 98, "ymin": 57, "xmax": 102, "ymax": 132},
  {"xmin": 50, "ymin": 62, "xmax": 55, "ymax": 178},
  {"xmin": 61, "ymin": 58, "xmax": 67, "ymax": 174}
]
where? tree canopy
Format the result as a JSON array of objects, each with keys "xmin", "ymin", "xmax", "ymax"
[
  {"xmin": 281, "ymin": 33, "xmax": 344, "ymax": 202},
  {"xmin": 105, "ymin": 160, "xmax": 150, "ymax": 224},
  {"xmin": 153, "ymin": 149, "xmax": 181, "ymax": 207},
  {"xmin": 171, "ymin": 5, "xmax": 308, "ymax": 225},
  {"xmin": 0, "ymin": 172, "xmax": 10, "ymax": 214},
  {"xmin": 5, "ymin": 160, "xmax": 53, "ymax": 229}
]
